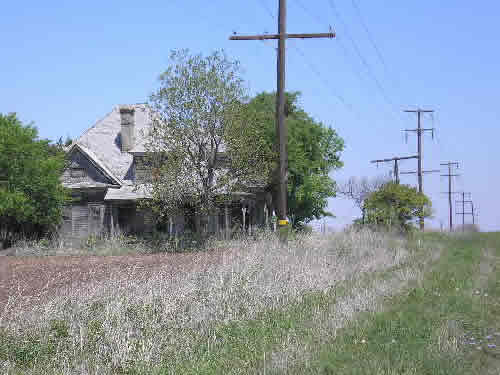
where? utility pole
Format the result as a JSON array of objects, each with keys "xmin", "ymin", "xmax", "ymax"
[
  {"xmin": 370, "ymin": 155, "xmax": 418, "ymax": 184},
  {"xmin": 403, "ymin": 109, "xmax": 435, "ymax": 230},
  {"xmin": 456, "ymin": 192, "xmax": 473, "ymax": 232},
  {"xmin": 440, "ymin": 162, "xmax": 460, "ymax": 232},
  {"xmin": 230, "ymin": 1, "xmax": 335, "ymax": 240}
]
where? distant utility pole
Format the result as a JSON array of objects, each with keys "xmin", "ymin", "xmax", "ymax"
[
  {"xmin": 370, "ymin": 155, "xmax": 418, "ymax": 184},
  {"xmin": 456, "ymin": 192, "xmax": 474, "ymax": 232},
  {"xmin": 229, "ymin": 0, "xmax": 335, "ymax": 239},
  {"xmin": 440, "ymin": 162, "xmax": 460, "ymax": 232},
  {"xmin": 403, "ymin": 108, "xmax": 435, "ymax": 230}
]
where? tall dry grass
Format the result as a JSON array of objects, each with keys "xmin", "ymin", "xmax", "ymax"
[{"xmin": 1, "ymin": 229, "xmax": 433, "ymax": 374}]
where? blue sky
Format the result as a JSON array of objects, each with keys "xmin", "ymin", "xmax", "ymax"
[{"xmin": 1, "ymin": 1, "xmax": 498, "ymax": 231}]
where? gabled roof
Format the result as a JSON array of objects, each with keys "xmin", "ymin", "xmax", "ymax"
[
  {"xmin": 66, "ymin": 143, "xmax": 122, "ymax": 186},
  {"xmin": 74, "ymin": 104, "xmax": 153, "ymax": 186}
]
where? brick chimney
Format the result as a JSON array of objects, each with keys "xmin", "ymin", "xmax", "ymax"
[{"xmin": 119, "ymin": 106, "xmax": 135, "ymax": 152}]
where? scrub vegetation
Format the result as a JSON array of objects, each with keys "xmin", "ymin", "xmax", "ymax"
[{"xmin": 2, "ymin": 230, "xmax": 497, "ymax": 374}]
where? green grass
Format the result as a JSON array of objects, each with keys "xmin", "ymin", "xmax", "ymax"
[
  {"xmin": 148, "ymin": 233, "xmax": 499, "ymax": 374},
  {"xmin": 1, "ymin": 232, "xmax": 498, "ymax": 374},
  {"xmin": 288, "ymin": 232, "xmax": 500, "ymax": 374}
]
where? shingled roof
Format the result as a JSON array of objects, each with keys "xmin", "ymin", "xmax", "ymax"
[
  {"xmin": 67, "ymin": 104, "xmax": 254, "ymax": 201},
  {"xmin": 75, "ymin": 104, "xmax": 152, "ymax": 186}
]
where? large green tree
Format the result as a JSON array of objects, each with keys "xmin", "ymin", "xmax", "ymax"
[
  {"xmin": 363, "ymin": 182, "xmax": 432, "ymax": 232},
  {"xmin": 0, "ymin": 113, "xmax": 68, "ymax": 247},
  {"xmin": 247, "ymin": 92, "xmax": 344, "ymax": 228},
  {"xmin": 146, "ymin": 50, "xmax": 274, "ymax": 226}
]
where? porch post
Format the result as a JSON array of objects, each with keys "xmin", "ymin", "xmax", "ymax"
[
  {"xmin": 110, "ymin": 203, "xmax": 115, "ymax": 235},
  {"xmin": 224, "ymin": 204, "xmax": 230, "ymax": 240},
  {"xmin": 242, "ymin": 206, "xmax": 247, "ymax": 234},
  {"xmin": 272, "ymin": 210, "xmax": 277, "ymax": 232},
  {"xmin": 215, "ymin": 211, "xmax": 220, "ymax": 239}
]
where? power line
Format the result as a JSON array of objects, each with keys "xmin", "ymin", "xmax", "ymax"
[
  {"xmin": 350, "ymin": 0, "xmax": 392, "ymax": 82},
  {"xmin": 256, "ymin": 0, "xmax": 276, "ymax": 19},
  {"xmin": 292, "ymin": 0, "xmax": 327, "ymax": 26},
  {"xmin": 254, "ymin": 0, "xmax": 359, "ymax": 119},
  {"xmin": 290, "ymin": 42, "xmax": 359, "ymax": 117},
  {"xmin": 290, "ymin": 0, "xmax": 405, "ymax": 126},
  {"xmin": 231, "ymin": 0, "xmax": 335, "ymax": 240},
  {"xmin": 291, "ymin": 0, "xmax": 375, "ymax": 96},
  {"xmin": 327, "ymin": 0, "xmax": 401, "ymax": 124}
]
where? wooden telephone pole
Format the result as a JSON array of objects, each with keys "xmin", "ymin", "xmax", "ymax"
[
  {"xmin": 370, "ymin": 155, "xmax": 418, "ymax": 184},
  {"xmin": 440, "ymin": 162, "xmax": 460, "ymax": 232},
  {"xmin": 230, "ymin": 1, "xmax": 335, "ymax": 238},
  {"xmin": 403, "ymin": 108, "xmax": 435, "ymax": 230}
]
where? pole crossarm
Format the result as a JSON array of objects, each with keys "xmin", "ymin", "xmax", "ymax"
[
  {"xmin": 403, "ymin": 128, "xmax": 434, "ymax": 132},
  {"xmin": 229, "ymin": 32, "xmax": 335, "ymax": 40},
  {"xmin": 404, "ymin": 109, "xmax": 434, "ymax": 113},
  {"xmin": 402, "ymin": 108, "xmax": 436, "ymax": 230},
  {"xmin": 229, "ymin": 0, "xmax": 336, "ymax": 240},
  {"xmin": 456, "ymin": 191, "xmax": 474, "ymax": 231},
  {"xmin": 400, "ymin": 169, "xmax": 440, "ymax": 175},
  {"xmin": 370, "ymin": 155, "xmax": 419, "ymax": 184},
  {"xmin": 370, "ymin": 155, "xmax": 418, "ymax": 163}
]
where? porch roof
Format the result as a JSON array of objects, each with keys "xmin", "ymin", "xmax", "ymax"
[{"xmin": 104, "ymin": 185, "xmax": 152, "ymax": 201}]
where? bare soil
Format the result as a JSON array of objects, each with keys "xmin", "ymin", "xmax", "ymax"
[{"xmin": 0, "ymin": 251, "xmax": 225, "ymax": 311}]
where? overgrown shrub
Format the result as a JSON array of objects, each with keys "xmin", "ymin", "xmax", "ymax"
[
  {"xmin": 0, "ymin": 113, "xmax": 68, "ymax": 248},
  {"xmin": 362, "ymin": 182, "xmax": 432, "ymax": 233}
]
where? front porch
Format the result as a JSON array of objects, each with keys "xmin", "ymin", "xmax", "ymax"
[{"xmin": 61, "ymin": 186, "xmax": 277, "ymax": 241}]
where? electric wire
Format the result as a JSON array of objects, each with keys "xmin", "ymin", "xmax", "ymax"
[
  {"xmin": 351, "ymin": 0, "xmax": 392, "ymax": 82},
  {"xmin": 291, "ymin": 0, "xmax": 404, "ymax": 125},
  {"xmin": 253, "ymin": 0, "xmax": 361, "ymax": 120},
  {"xmin": 291, "ymin": 0, "xmax": 372, "ymax": 90},
  {"xmin": 290, "ymin": 41, "xmax": 361, "ymax": 119},
  {"xmin": 327, "ymin": 0, "xmax": 404, "ymax": 124}
]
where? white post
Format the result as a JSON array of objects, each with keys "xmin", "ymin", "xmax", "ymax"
[
  {"xmin": 264, "ymin": 204, "xmax": 268, "ymax": 229},
  {"xmin": 242, "ymin": 206, "xmax": 247, "ymax": 234},
  {"xmin": 110, "ymin": 204, "xmax": 114, "ymax": 235}
]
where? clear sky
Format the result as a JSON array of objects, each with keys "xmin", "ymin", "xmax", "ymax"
[{"xmin": 1, "ymin": 1, "xmax": 498, "ymax": 231}]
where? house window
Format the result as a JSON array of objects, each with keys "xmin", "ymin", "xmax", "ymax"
[
  {"xmin": 62, "ymin": 206, "xmax": 72, "ymax": 221},
  {"xmin": 70, "ymin": 167, "xmax": 86, "ymax": 178},
  {"xmin": 89, "ymin": 204, "xmax": 103, "ymax": 220}
]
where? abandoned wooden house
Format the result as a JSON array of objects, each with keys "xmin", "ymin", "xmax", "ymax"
[{"xmin": 61, "ymin": 104, "xmax": 272, "ymax": 239}]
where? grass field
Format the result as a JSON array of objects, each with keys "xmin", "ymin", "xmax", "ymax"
[{"xmin": 0, "ymin": 230, "xmax": 498, "ymax": 374}]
